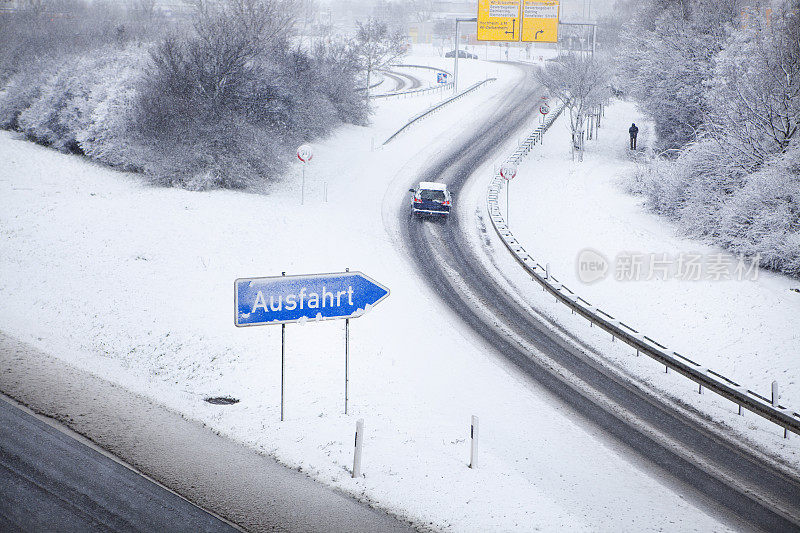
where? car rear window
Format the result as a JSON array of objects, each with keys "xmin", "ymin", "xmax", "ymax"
[{"xmin": 420, "ymin": 189, "xmax": 446, "ymax": 201}]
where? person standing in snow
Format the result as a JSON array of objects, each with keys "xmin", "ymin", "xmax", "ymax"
[{"xmin": 629, "ymin": 123, "xmax": 639, "ymax": 150}]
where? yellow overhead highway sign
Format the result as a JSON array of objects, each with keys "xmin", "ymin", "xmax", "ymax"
[
  {"xmin": 521, "ymin": 0, "xmax": 559, "ymax": 43},
  {"xmin": 477, "ymin": 0, "xmax": 521, "ymax": 41}
]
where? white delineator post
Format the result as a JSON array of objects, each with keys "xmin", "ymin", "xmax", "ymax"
[
  {"xmin": 469, "ymin": 415, "xmax": 479, "ymax": 469},
  {"xmin": 353, "ymin": 418, "xmax": 364, "ymax": 478},
  {"xmin": 772, "ymin": 381, "xmax": 788, "ymax": 439}
]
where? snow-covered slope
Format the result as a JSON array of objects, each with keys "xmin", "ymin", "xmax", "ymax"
[{"xmin": 0, "ymin": 55, "xmax": 741, "ymax": 531}]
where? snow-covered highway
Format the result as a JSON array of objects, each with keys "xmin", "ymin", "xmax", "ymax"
[{"xmin": 398, "ymin": 63, "xmax": 800, "ymax": 531}]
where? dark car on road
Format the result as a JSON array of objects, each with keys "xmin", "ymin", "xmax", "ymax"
[
  {"xmin": 444, "ymin": 50, "xmax": 477, "ymax": 59},
  {"xmin": 410, "ymin": 182, "xmax": 451, "ymax": 219}
]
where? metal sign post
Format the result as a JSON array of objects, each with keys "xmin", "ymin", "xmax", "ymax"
[
  {"xmin": 453, "ymin": 17, "xmax": 477, "ymax": 94},
  {"xmin": 345, "ymin": 268, "xmax": 350, "ymax": 415},
  {"xmin": 454, "ymin": 20, "xmax": 460, "ymax": 94},
  {"xmin": 281, "ymin": 271, "xmax": 285, "ymax": 421},
  {"xmin": 235, "ymin": 270, "xmax": 390, "ymax": 419}
]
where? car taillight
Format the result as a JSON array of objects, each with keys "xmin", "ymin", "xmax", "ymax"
[{"xmin": 443, "ymin": 200, "xmax": 450, "ymax": 206}]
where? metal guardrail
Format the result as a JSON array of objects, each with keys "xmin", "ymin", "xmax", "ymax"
[
  {"xmin": 485, "ymin": 105, "xmax": 800, "ymax": 438},
  {"xmin": 383, "ymin": 78, "xmax": 496, "ymax": 145}
]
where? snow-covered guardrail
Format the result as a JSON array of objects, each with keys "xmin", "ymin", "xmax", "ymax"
[
  {"xmin": 485, "ymin": 105, "xmax": 800, "ymax": 438},
  {"xmin": 383, "ymin": 78, "xmax": 496, "ymax": 145}
]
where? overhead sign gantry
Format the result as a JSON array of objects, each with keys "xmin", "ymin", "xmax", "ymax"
[
  {"xmin": 477, "ymin": 0, "xmax": 520, "ymax": 41},
  {"xmin": 476, "ymin": 0, "xmax": 559, "ymax": 43},
  {"xmin": 521, "ymin": 0, "xmax": 559, "ymax": 42}
]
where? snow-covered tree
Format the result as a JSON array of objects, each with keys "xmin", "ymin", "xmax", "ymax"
[
  {"xmin": 407, "ymin": 0, "xmax": 435, "ymax": 23},
  {"xmin": 704, "ymin": 4, "xmax": 800, "ymax": 166},
  {"xmin": 535, "ymin": 53, "xmax": 611, "ymax": 160},
  {"xmin": 617, "ymin": 0, "xmax": 800, "ymax": 277},
  {"xmin": 614, "ymin": 0, "xmax": 740, "ymax": 153},
  {"xmin": 353, "ymin": 17, "xmax": 407, "ymax": 102}
]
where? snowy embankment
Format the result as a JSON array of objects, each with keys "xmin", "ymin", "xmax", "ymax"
[
  {"xmin": 1, "ymin": 54, "xmax": 735, "ymax": 531},
  {"xmin": 483, "ymin": 99, "xmax": 800, "ymax": 464}
]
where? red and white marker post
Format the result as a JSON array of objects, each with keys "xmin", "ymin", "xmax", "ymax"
[
  {"xmin": 500, "ymin": 162, "xmax": 517, "ymax": 227},
  {"xmin": 297, "ymin": 144, "xmax": 313, "ymax": 205}
]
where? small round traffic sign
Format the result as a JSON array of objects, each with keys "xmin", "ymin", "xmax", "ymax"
[
  {"xmin": 500, "ymin": 163, "xmax": 517, "ymax": 181},
  {"xmin": 297, "ymin": 144, "xmax": 313, "ymax": 163},
  {"xmin": 540, "ymin": 104, "xmax": 550, "ymax": 115}
]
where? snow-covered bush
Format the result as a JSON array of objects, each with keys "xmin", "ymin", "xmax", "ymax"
[
  {"xmin": 132, "ymin": 0, "xmax": 368, "ymax": 189},
  {"xmin": 75, "ymin": 49, "xmax": 150, "ymax": 172},
  {"xmin": 16, "ymin": 57, "xmax": 95, "ymax": 152},
  {"xmin": 717, "ymin": 142, "xmax": 800, "ymax": 276},
  {"xmin": 0, "ymin": 60, "xmax": 56, "ymax": 130},
  {"xmin": 630, "ymin": 137, "xmax": 800, "ymax": 277}
]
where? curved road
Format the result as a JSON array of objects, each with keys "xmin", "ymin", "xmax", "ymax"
[
  {"xmin": 399, "ymin": 64, "xmax": 800, "ymax": 531},
  {"xmin": 379, "ymin": 70, "xmax": 422, "ymax": 93}
]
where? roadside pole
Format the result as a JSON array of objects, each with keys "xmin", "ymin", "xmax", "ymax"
[
  {"xmin": 453, "ymin": 17, "xmax": 477, "ymax": 95},
  {"xmin": 469, "ymin": 415, "xmax": 479, "ymax": 468},
  {"xmin": 281, "ymin": 271, "xmax": 286, "ymax": 421},
  {"xmin": 454, "ymin": 20, "xmax": 461, "ymax": 94},
  {"xmin": 345, "ymin": 268, "xmax": 350, "ymax": 415},
  {"xmin": 353, "ymin": 419, "xmax": 364, "ymax": 477}
]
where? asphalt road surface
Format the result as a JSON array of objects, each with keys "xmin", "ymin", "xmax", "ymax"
[
  {"xmin": 0, "ymin": 334, "xmax": 417, "ymax": 533},
  {"xmin": 0, "ymin": 395, "xmax": 237, "ymax": 532},
  {"xmin": 400, "ymin": 63, "xmax": 800, "ymax": 531}
]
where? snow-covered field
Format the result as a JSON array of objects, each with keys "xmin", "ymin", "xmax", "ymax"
[{"xmin": 1, "ymin": 51, "xmax": 785, "ymax": 531}]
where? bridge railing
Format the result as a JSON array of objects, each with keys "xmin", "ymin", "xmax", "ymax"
[{"xmin": 371, "ymin": 64, "xmax": 454, "ymax": 100}]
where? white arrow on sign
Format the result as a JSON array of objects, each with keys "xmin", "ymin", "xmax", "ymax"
[
  {"xmin": 500, "ymin": 162, "xmax": 517, "ymax": 181},
  {"xmin": 297, "ymin": 144, "xmax": 313, "ymax": 163}
]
